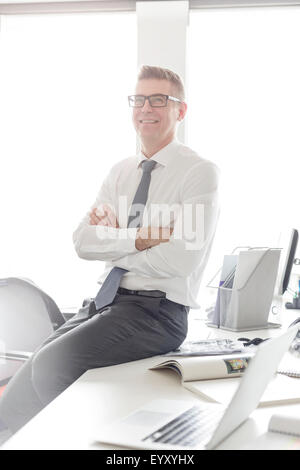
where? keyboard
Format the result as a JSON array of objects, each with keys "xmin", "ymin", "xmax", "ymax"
[{"xmin": 142, "ymin": 405, "xmax": 224, "ymax": 447}]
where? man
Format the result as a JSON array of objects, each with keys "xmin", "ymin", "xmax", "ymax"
[{"xmin": 0, "ymin": 65, "xmax": 219, "ymax": 435}]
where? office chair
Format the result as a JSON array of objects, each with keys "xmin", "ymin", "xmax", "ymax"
[
  {"xmin": 0, "ymin": 277, "xmax": 66, "ymax": 387},
  {"xmin": 0, "ymin": 277, "xmax": 66, "ymax": 353}
]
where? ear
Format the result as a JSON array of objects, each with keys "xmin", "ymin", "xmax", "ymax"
[{"xmin": 178, "ymin": 102, "xmax": 187, "ymax": 122}]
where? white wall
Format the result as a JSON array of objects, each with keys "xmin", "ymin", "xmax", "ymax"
[{"xmin": 136, "ymin": 1, "xmax": 189, "ymax": 143}]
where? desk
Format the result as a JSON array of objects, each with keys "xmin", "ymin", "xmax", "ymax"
[{"xmin": 2, "ymin": 308, "xmax": 300, "ymax": 450}]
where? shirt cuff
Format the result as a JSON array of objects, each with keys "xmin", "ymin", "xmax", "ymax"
[{"xmin": 95, "ymin": 226, "xmax": 139, "ymax": 255}]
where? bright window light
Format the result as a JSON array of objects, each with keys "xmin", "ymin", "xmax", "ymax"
[
  {"xmin": 187, "ymin": 6, "xmax": 300, "ymax": 290},
  {"xmin": 0, "ymin": 12, "xmax": 137, "ymax": 309}
]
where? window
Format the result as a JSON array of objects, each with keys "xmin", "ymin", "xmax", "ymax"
[
  {"xmin": 187, "ymin": 6, "xmax": 300, "ymax": 289},
  {"xmin": 0, "ymin": 12, "xmax": 137, "ymax": 309}
]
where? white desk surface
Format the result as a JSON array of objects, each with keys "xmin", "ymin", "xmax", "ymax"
[{"xmin": 2, "ymin": 307, "xmax": 300, "ymax": 450}]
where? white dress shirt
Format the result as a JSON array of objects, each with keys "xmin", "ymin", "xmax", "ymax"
[{"xmin": 73, "ymin": 139, "xmax": 220, "ymax": 309}]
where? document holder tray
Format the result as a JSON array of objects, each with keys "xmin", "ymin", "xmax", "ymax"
[{"xmin": 209, "ymin": 249, "xmax": 281, "ymax": 332}]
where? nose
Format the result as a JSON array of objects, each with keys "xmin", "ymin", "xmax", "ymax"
[{"xmin": 141, "ymin": 97, "xmax": 153, "ymax": 112}]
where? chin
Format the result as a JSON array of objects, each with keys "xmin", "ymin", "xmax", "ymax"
[{"xmin": 139, "ymin": 129, "xmax": 159, "ymax": 138}]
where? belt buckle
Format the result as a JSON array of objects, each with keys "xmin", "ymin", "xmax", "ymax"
[
  {"xmin": 119, "ymin": 287, "xmax": 136, "ymax": 296},
  {"xmin": 130, "ymin": 289, "xmax": 138, "ymax": 295}
]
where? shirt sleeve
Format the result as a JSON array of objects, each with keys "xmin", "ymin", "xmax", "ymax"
[
  {"xmin": 109, "ymin": 161, "xmax": 220, "ymax": 278},
  {"xmin": 72, "ymin": 171, "xmax": 138, "ymax": 261}
]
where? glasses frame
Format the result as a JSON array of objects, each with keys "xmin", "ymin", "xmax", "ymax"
[{"xmin": 128, "ymin": 93, "xmax": 182, "ymax": 108}]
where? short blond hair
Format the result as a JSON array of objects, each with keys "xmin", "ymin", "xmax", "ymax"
[{"xmin": 137, "ymin": 65, "xmax": 185, "ymax": 101}]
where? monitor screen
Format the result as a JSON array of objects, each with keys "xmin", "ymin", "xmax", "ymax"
[{"xmin": 278, "ymin": 228, "xmax": 298, "ymax": 295}]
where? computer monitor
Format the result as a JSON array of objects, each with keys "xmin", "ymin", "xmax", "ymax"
[{"xmin": 278, "ymin": 228, "xmax": 298, "ymax": 295}]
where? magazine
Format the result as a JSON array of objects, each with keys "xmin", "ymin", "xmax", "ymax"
[
  {"xmin": 163, "ymin": 338, "xmax": 247, "ymax": 357},
  {"xmin": 150, "ymin": 353, "xmax": 252, "ymax": 381}
]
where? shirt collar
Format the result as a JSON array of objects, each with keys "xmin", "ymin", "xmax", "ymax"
[{"xmin": 136, "ymin": 138, "xmax": 179, "ymax": 169}]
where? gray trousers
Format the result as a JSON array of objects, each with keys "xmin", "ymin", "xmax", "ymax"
[{"xmin": 0, "ymin": 291, "xmax": 188, "ymax": 433}]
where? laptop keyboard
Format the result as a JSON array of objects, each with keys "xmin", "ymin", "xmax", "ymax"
[{"xmin": 142, "ymin": 405, "xmax": 224, "ymax": 447}]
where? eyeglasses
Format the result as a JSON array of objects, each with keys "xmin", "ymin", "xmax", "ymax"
[{"xmin": 128, "ymin": 94, "xmax": 181, "ymax": 108}]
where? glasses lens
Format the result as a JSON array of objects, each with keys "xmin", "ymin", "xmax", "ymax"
[
  {"xmin": 149, "ymin": 94, "xmax": 167, "ymax": 107},
  {"xmin": 129, "ymin": 96, "xmax": 144, "ymax": 107}
]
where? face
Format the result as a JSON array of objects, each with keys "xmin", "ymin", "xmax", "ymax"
[{"xmin": 132, "ymin": 79, "xmax": 187, "ymax": 148}]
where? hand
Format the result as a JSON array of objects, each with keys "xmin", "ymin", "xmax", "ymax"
[
  {"xmin": 89, "ymin": 204, "xmax": 119, "ymax": 228},
  {"xmin": 135, "ymin": 226, "xmax": 174, "ymax": 251}
]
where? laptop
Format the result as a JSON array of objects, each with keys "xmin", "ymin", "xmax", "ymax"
[{"xmin": 95, "ymin": 324, "xmax": 299, "ymax": 450}]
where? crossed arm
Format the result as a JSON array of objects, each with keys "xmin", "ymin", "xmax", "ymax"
[
  {"xmin": 89, "ymin": 205, "xmax": 173, "ymax": 252},
  {"xmin": 73, "ymin": 162, "xmax": 220, "ymax": 279}
]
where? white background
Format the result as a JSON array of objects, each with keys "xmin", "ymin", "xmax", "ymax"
[
  {"xmin": 187, "ymin": 7, "xmax": 300, "ymax": 293},
  {"xmin": 0, "ymin": 5, "xmax": 299, "ymax": 309},
  {"xmin": 0, "ymin": 12, "xmax": 137, "ymax": 308}
]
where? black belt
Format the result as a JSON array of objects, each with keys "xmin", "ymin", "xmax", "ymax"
[{"xmin": 117, "ymin": 287, "xmax": 166, "ymax": 298}]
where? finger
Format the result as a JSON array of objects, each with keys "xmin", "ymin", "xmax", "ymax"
[
  {"xmin": 93, "ymin": 204, "xmax": 106, "ymax": 218},
  {"xmin": 90, "ymin": 209, "xmax": 99, "ymax": 220},
  {"xmin": 105, "ymin": 209, "xmax": 118, "ymax": 227},
  {"xmin": 92, "ymin": 207, "xmax": 101, "ymax": 217},
  {"xmin": 96, "ymin": 206, "xmax": 106, "ymax": 217},
  {"xmin": 90, "ymin": 213, "xmax": 102, "ymax": 225},
  {"xmin": 102, "ymin": 205, "xmax": 119, "ymax": 227},
  {"xmin": 97, "ymin": 216, "xmax": 109, "ymax": 226}
]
